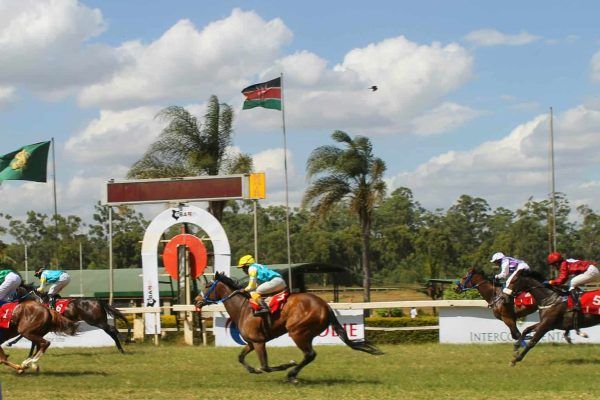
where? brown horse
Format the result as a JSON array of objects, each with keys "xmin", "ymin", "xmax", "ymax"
[
  {"xmin": 0, "ymin": 300, "xmax": 78, "ymax": 373},
  {"xmin": 9, "ymin": 285, "xmax": 131, "ymax": 353},
  {"xmin": 506, "ymin": 269, "xmax": 600, "ymax": 366},
  {"xmin": 455, "ymin": 268, "xmax": 540, "ymax": 341},
  {"xmin": 195, "ymin": 272, "xmax": 382, "ymax": 383}
]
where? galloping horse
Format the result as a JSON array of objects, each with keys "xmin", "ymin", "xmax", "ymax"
[
  {"xmin": 195, "ymin": 272, "xmax": 383, "ymax": 383},
  {"xmin": 0, "ymin": 300, "xmax": 78, "ymax": 373},
  {"xmin": 455, "ymin": 268, "xmax": 543, "ymax": 341},
  {"xmin": 506, "ymin": 269, "xmax": 600, "ymax": 366},
  {"xmin": 9, "ymin": 284, "xmax": 131, "ymax": 353}
]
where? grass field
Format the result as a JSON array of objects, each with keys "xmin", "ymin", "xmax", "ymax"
[{"xmin": 0, "ymin": 342, "xmax": 598, "ymax": 400}]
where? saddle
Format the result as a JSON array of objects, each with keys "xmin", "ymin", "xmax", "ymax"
[
  {"xmin": 49, "ymin": 299, "xmax": 72, "ymax": 314},
  {"xmin": 0, "ymin": 302, "xmax": 19, "ymax": 329},
  {"xmin": 249, "ymin": 291, "xmax": 290, "ymax": 314},
  {"xmin": 567, "ymin": 290, "xmax": 600, "ymax": 315},
  {"xmin": 514, "ymin": 292, "xmax": 536, "ymax": 307}
]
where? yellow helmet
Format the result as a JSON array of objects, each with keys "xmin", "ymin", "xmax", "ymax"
[{"xmin": 237, "ymin": 255, "xmax": 255, "ymax": 268}]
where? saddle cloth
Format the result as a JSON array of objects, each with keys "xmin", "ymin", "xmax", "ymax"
[
  {"xmin": 514, "ymin": 292, "xmax": 536, "ymax": 307},
  {"xmin": 52, "ymin": 299, "xmax": 73, "ymax": 314},
  {"xmin": 0, "ymin": 302, "xmax": 19, "ymax": 329},
  {"xmin": 250, "ymin": 291, "xmax": 290, "ymax": 314},
  {"xmin": 567, "ymin": 290, "xmax": 600, "ymax": 315}
]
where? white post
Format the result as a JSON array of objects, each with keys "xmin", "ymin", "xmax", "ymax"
[
  {"xmin": 108, "ymin": 206, "xmax": 114, "ymax": 305},
  {"xmin": 280, "ymin": 72, "xmax": 293, "ymax": 291},
  {"xmin": 79, "ymin": 241, "xmax": 83, "ymax": 295},
  {"xmin": 24, "ymin": 244, "xmax": 29, "ymax": 282}
]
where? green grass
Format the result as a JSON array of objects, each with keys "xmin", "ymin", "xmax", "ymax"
[{"xmin": 1, "ymin": 343, "xmax": 598, "ymax": 400}]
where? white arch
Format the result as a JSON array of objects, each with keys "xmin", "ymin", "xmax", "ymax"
[{"xmin": 141, "ymin": 204, "xmax": 231, "ymax": 334}]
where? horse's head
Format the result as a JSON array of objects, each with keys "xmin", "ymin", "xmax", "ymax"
[
  {"xmin": 16, "ymin": 282, "xmax": 46, "ymax": 302},
  {"xmin": 455, "ymin": 268, "xmax": 487, "ymax": 293},
  {"xmin": 194, "ymin": 272, "xmax": 246, "ymax": 309}
]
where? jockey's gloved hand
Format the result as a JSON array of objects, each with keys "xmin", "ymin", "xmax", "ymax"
[{"xmin": 542, "ymin": 280, "xmax": 550, "ymax": 286}]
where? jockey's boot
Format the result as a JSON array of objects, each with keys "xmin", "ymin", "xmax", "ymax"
[
  {"xmin": 570, "ymin": 288, "xmax": 581, "ymax": 311},
  {"xmin": 49, "ymin": 295, "xmax": 57, "ymax": 310},
  {"xmin": 253, "ymin": 299, "xmax": 269, "ymax": 315}
]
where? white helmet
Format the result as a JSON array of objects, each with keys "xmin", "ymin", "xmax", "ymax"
[{"xmin": 490, "ymin": 252, "xmax": 505, "ymax": 262}]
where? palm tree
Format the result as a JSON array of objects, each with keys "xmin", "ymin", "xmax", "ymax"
[
  {"xmin": 302, "ymin": 131, "xmax": 386, "ymax": 302},
  {"xmin": 128, "ymin": 95, "xmax": 253, "ymax": 221}
]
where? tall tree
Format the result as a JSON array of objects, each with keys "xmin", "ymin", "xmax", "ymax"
[
  {"xmin": 128, "ymin": 95, "xmax": 253, "ymax": 221},
  {"xmin": 302, "ymin": 131, "xmax": 386, "ymax": 302}
]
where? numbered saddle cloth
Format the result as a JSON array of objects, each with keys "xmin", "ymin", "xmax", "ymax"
[
  {"xmin": 250, "ymin": 291, "xmax": 290, "ymax": 314},
  {"xmin": 53, "ymin": 299, "xmax": 73, "ymax": 314},
  {"xmin": 0, "ymin": 301, "xmax": 18, "ymax": 329},
  {"xmin": 514, "ymin": 292, "xmax": 536, "ymax": 307},
  {"xmin": 567, "ymin": 290, "xmax": 600, "ymax": 315}
]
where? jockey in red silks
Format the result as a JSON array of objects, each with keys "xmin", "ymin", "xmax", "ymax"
[{"xmin": 547, "ymin": 252, "xmax": 600, "ymax": 310}]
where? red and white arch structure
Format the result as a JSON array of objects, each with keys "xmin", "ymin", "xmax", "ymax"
[{"xmin": 104, "ymin": 174, "xmax": 265, "ymax": 334}]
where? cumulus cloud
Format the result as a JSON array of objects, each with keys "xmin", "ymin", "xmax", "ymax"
[
  {"xmin": 0, "ymin": 86, "xmax": 15, "ymax": 107},
  {"xmin": 411, "ymin": 102, "xmax": 481, "ymax": 135},
  {"xmin": 78, "ymin": 9, "xmax": 292, "ymax": 109},
  {"xmin": 0, "ymin": 0, "xmax": 120, "ymax": 97},
  {"xmin": 590, "ymin": 51, "xmax": 600, "ymax": 82},
  {"xmin": 240, "ymin": 36, "xmax": 474, "ymax": 134},
  {"xmin": 465, "ymin": 29, "xmax": 541, "ymax": 47},
  {"xmin": 252, "ymin": 148, "xmax": 303, "ymax": 206},
  {"xmin": 65, "ymin": 106, "xmax": 164, "ymax": 165},
  {"xmin": 388, "ymin": 105, "xmax": 600, "ymax": 211}
]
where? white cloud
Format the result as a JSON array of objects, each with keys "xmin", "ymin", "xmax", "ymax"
[
  {"xmin": 64, "ymin": 106, "xmax": 164, "ymax": 165},
  {"xmin": 0, "ymin": 86, "xmax": 15, "ymax": 107},
  {"xmin": 240, "ymin": 36, "xmax": 474, "ymax": 134},
  {"xmin": 465, "ymin": 29, "xmax": 541, "ymax": 47},
  {"xmin": 78, "ymin": 9, "xmax": 292, "ymax": 109},
  {"xmin": 252, "ymin": 148, "xmax": 303, "ymax": 206},
  {"xmin": 388, "ymin": 105, "xmax": 600, "ymax": 211},
  {"xmin": 411, "ymin": 102, "xmax": 481, "ymax": 135},
  {"xmin": 0, "ymin": 0, "xmax": 120, "ymax": 96}
]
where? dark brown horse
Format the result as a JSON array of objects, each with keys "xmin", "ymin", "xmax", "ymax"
[
  {"xmin": 0, "ymin": 300, "xmax": 78, "ymax": 373},
  {"xmin": 506, "ymin": 269, "xmax": 600, "ymax": 366},
  {"xmin": 195, "ymin": 272, "xmax": 382, "ymax": 383},
  {"xmin": 455, "ymin": 268, "xmax": 539, "ymax": 340},
  {"xmin": 9, "ymin": 285, "xmax": 130, "ymax": 353}
]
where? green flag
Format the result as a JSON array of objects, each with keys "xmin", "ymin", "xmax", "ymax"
[{"xmin": 0, "ymin": 141, "xmax": 51, "ymax": 182}]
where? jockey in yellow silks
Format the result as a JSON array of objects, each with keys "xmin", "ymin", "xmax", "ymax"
[{"xmin": 237, "ymin": 255, "xmax": 287, "ymax": 315}]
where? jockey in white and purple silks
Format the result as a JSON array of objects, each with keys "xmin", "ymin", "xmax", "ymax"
[{"xmin": 490, "ymin": 252, "xmax": 530, "ymax": 297}]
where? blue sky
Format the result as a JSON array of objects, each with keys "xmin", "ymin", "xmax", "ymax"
[{"xmin": 2, "ymin": 0, "xmax": 600, "ymax": 221}]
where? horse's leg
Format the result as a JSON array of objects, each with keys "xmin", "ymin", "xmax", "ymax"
[
  {"xmin": 238, "ymin": 343, "xmax": 258, "ymax": 373},
  {"xmin": 513, "ymin": 323, "xmax": 537, "ymax": 352},
  {"xmin": 510, "ymin": 319, "xmax": 555, "ymax": 366},
  {"xmin": 6, "ymin": 335, "xmax": 23, "ymax": 347},
  {"xmin": 563, "ymin": 330, "xmax": 573, "ymax": 344},
  {"xmin": 0, "ymin": 346, "xmax": 25, "ymax": 372},
  {"xmin": 286, "ymin": 334, "xmax": 317, "ymax": 384},
  {"xmin": 501, "ymin": 314, "xmax": 521, "ymax": 340},
  {"xmin": 21, "ymin": 335, "xmax": 49, "ymax": 372},
  {"xmin": 98, "ymin": 321, "xmax": 125, "ymax": 353}
]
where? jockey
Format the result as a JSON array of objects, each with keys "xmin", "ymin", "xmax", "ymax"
[
  {"xmin": 237, "ymin": 255, "xmax": 287, "ymax": 315},
  {"xmin": 547, "ymin": 252, "xmax": 600, "ymax": 311},
  {"xmin": 0, "ymin": 267, "xmax": 22, "ymax": 303},
  {"xmin": 34, "ymin": 267, "xmax": 71, "ymax": 309},
  {"xmin": 490, "ymin": 252, "xmax": 530, "ymax": 299}
]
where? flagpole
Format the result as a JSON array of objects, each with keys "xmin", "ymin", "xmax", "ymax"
[
  {"xmin": 51, "ymin": 137, "xmax": 59, "ymax": 268},
  {"xmin": 280, "ymin": 73, "xmax": 293, "ymax": 291},
  {"xmin": 549, "ymin": 107, "xmax": 557, "ymax": 251}
]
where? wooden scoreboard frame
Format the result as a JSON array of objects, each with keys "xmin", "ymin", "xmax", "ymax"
[{"xmin": 103, "ymin": 173, "xmax": 265, "ymax": 206}]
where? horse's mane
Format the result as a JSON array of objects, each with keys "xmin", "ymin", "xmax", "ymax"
[
  {"xmin": 469, "ymin": 268, "xmax": 493, "ymax": 281},
  {"xmin": 215, "ymin": 271, "xmax": 244, "ymax": 290}
]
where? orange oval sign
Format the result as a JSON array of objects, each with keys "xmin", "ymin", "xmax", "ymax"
[{"xmin": 162, "ymin": 234, "xmax": 207, "ymax": 280}]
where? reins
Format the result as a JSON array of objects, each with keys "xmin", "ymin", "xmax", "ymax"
[{"xmin": 199, "ymin": 278, "xmax": 244, "ymax": 306}]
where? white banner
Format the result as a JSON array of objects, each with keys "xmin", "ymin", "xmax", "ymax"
[
  {"xmin": 11, "ymin": 322, "xmax": 116, "ymax": 348},
  {"xmin": 439, "ymin": 307, "xmax": 600, "ymax": 344},
  {"xmin": 213, "ymin": 309, "xmax": 364, "ymax": 347}
]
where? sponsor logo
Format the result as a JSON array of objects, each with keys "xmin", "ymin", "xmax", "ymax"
[
  {"xmin": 146, "ymin": 285, "xmax": 156, "ymax": 307},
  {"xmin": 171, "ymin": 209, "xmax": 193, "ymax": 220}
]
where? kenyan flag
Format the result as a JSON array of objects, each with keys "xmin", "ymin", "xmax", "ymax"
[{"xmin": 241, "ymin": 77, "xmax": 281, "ymax": 110}]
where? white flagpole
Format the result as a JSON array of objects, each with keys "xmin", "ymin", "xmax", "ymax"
[
  {"xmin": 280, "ymin": 73, "xmax": 293, "ymax": 290},
  {"xmin": 51, "ymin": 137, "xmax": 59, "ymax": 268}
]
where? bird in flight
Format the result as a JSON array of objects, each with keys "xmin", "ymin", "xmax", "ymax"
[{"xmin": 369, "ymin": 85, "xmax": 378, "ymax": 91}]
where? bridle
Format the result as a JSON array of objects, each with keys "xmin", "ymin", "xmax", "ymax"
[
  {"xmin": 455, "ymin": 270, "xmax": 484, "ymax": 293},
  {"xmin": 195, "ymin": 277, "xmax": 244, "ymax": 308}
]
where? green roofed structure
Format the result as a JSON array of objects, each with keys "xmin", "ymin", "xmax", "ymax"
[{"xmin": 17, "ymin": 262, "xmax": 350, "ymax": 305}]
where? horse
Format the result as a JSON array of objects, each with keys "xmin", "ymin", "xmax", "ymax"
[
  {"xmin": 8, "ymin": 284, "xmax": 131, "ymax": 353},
  {"xmin": 506, "ymin": 269, "xmax": 600, "ymax": 366},
  {"xmin": 195, "ymin": 272, "xmax": 383, "ymax": 383},
  {"xmin": 453, "ymin": 268, "xmax": 573, "ymax": 342},
  {"xmin": 0, "ymin": 299, "xmax": 78, "ymax": 373}
]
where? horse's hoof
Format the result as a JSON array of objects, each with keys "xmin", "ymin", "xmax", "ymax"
[
  {"xmin": 16, "ymin": 369, "xmax": 25, "ymax": 375},
  {"xmin": 287, "ymin": 377, "xmax": 299, "ymax": 385},
  {"xmin": 509, "ymin": 360, "xmax": 516, "ymax": 367},
  {"xmin": 31, "ymin": 363, "xmax": 40, "ymax": 373},
  {"xmin": 290, "ymin": 360, "xmax": 297, "ymax": 366}
]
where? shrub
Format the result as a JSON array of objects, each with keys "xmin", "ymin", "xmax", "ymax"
[{"xmin": 365, "ymin": 316, "xmax": 438, "ymax": 344}]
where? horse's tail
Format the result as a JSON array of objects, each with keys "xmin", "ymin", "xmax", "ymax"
[
  {"xmin": 327, "ymin": 307, "xmax": 383, "ymax": 355},
  {"xmin": 101, "ymin": 301, "xmax": 131, "ymax": 341},
  {"xmin": 49, "ymin": 309, "xmax": 78, "ymax": 336}
]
